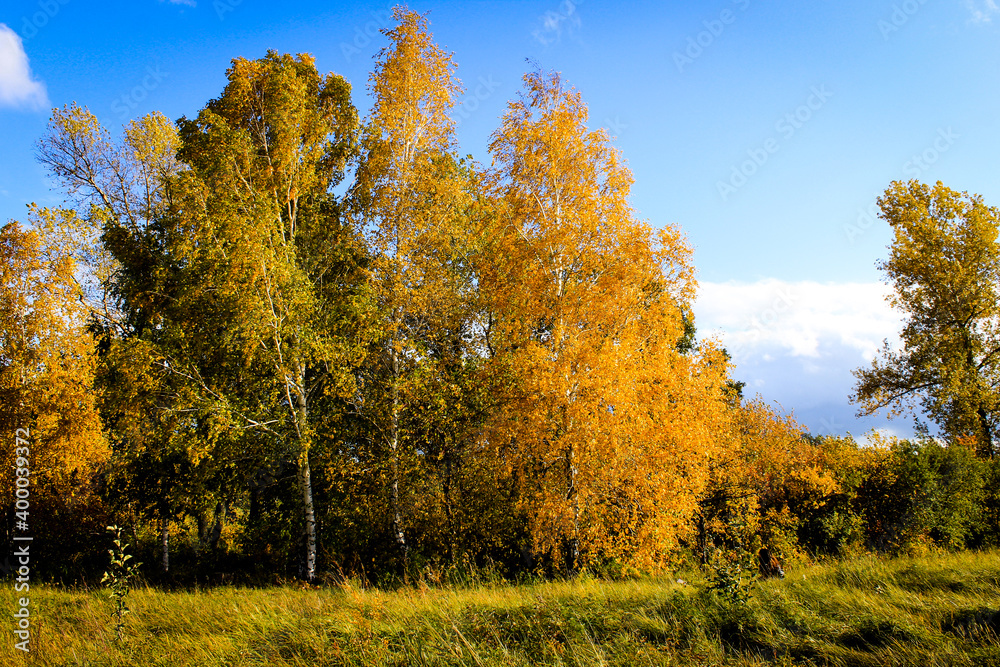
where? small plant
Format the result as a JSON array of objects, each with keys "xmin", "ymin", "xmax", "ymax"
[
  {"xmin": 706, "ymin": 548, "xmax": 757, "ymax": 605},
  {"xmin": 101, "ymin": 525, "xmax": 142, "ymax": 642}
]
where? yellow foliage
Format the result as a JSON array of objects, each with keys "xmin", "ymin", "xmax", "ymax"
[
  {"xmin": 0, "ymin": 221, "xmax": 107, "ymax": 496},
  {"xmin": 483, "ymin": 70, "xmax": 730, "ymax": 571},
  {"xmin": 853, "ymin": 180, "xmax": 1000, "ymax": 459}
]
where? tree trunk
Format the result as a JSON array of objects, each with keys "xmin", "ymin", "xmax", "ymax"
[
  {"xmin": 444, "ymin": 447, "xmax": 454, "ymax": 563},
  {"xmin": 698, "ymin": 512, "xmax": 709, "ymax": 566},
  {"xmin": 248, "ymin": 484, "xmax": 260, "ymax": 528},
  {"xmin": 567, "ymin": 438, "xmax": 580, "ymax": 574},
  {"xmin": 160, "ymin": 516, "xmax": 170, "ymax": 573},
  {"xmin": 209, "ymin": 500, "xmax": 226, "ymax": 550},
  {"xmin": 978, "ymin": 406, "xmax": 995, "ymax": 459},
  {"xmin": 390, "ymin": 337, "xmax": 407, "ymax": 564},
  {"xmin": 292, "ymin": 367, "xmax": 317, "ymax": 582},
  {"xmin": 964, "ymin": 335, "xmax": 994, "ymax": 459},
  {"xmin": 196, "ymin": 513, "xmax": 206, "ymax": 557},
  {"xmin": 299, "ymin": 450, "xmax": 317, "ymax": 581}
]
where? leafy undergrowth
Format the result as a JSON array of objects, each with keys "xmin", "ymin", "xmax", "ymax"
[{"xmin": 3, "ymin": 549, "xmax": 1000, "ymax": 666}]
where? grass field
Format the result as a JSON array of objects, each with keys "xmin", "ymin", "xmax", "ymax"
[{"xmin": 2, "ymin": 549, "xmax": 999, "ymax": 666}]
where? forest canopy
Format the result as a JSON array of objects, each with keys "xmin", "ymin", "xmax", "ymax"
[{"xmin": 5, "ymin": 7, "xmax": 1000, "ymax": 585}]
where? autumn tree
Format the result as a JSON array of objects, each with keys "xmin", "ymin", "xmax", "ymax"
[
  {"xmin": 36, "ymin": 106, "xmax": 182, "ymax": 335},
  {"xmin": 35, "ymin": 105, "xmax": 232, "ymax": 574},
  {"xmin": 346, "ymin": 7, "xmax": 482, "ymax": 566},
  {"xmin": 158, "ymin": 51, "xmax": 367, "ymax": 581},
  {"xmin": 483, "ymin": 70, "xmax": 730, "ymax": 572},
  {"xmin": 37, "ymin": 53, "xmax": 368, "ymax": 580},
  {"xmin": 696, "ymin": 400, "xmax": 800, "ymax": 564},
  {"xmin": 853, "ymin": 180, "xmax": 1000, "ymax": 459},
  {"xmin": 0, "ymin": 217, "xmax": 109, "ymax": 576}
]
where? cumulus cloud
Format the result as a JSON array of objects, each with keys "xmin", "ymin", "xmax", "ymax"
[
  {"xmin": 0, "ymin": 24, "xmax": 48, "ymax": 110},
  {"xmin": 692, "ymin": 279, "xmax": 911, "ymax": 439},
  {"xmin": 967, "ymin": 0, "xmax": 1000, "ymax": 23},
  {"xmin": 693, "ymin": 279, "xmax": 902, "ymax": 363}
]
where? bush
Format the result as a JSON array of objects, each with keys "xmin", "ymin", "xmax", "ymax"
[{"xmin": 856, "ymin": 438, "xmax": 985, "ymax": 553}]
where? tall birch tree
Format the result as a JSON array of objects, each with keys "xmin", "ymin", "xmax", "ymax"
[
  {"xmin": 165, "ymin": 51, "xmax": 367, "ymax": 580},
  {"xmin": 348, "ymin": 7, "xmax": 469, "ymax": 563},
  {"xmin": 485, "ymin": 70, "xmax": 730, "ymax": 572}
]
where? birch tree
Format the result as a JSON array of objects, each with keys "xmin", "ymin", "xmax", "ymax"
[
  {"xmin": 165, "ymin": 51, "xmax": 367, "ymax": 580},
  {"xmin": 485, "ymin": 70, "xmax": 730, "ymax": 572},
  {"xmin": 348, "ymin": 7, "xmax": 470, "ymax": 563},
  {"xmin": 38, "ymin": 54, "xmax": 368, "ymax": 580}
]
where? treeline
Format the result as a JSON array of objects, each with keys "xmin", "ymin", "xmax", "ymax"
[
  {"xmin": 700, "ymin": 429, "xmax": 1000, "ymax": 568},
  {"xmin": 3, "ymin": 8, "xmax": 999, "ymax": 586}
]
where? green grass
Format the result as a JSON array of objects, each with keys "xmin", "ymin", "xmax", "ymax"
[{"xmin": 3, "ymin": 549, "xmax": 1000, "ymax": 665}]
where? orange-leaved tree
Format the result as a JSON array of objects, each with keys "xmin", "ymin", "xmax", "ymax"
[
  {"xmin": 0, "ymin": 217, "xmax": 109, "ymax": 575},
  {"xmin": 697, "ymin": 399, "xmax": 842, "ymax": 565},
  {"xmin": 483, "ymin": 70, "xmax": 730, "ymax": 572}
]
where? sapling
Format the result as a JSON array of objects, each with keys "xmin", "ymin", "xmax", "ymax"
[{"xmin": 101, "ymin": 525, "xmax": 142, "ymax": 642}]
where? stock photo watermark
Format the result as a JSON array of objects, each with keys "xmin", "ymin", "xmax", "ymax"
[
  {"xmin": 532, "ymin": 0, "xmax": 584, "ymax": 46},
  {"xmin": 12, "ymin": 427, "xmax": 32, "ymax": 653},
  {"xmin": 18, "ymin": 0, "xmax": 69, "ymax": 40},
  {"xmin": 605, "ymin": 115, "xmax": 628, "ymax": 137},
  {"xmin": 214, "ymin": 0, "xmax": 242, "ymax": 21},
  {"xmin": 878, "ymin": 0, "xmax": 930, "ymax": 40},
  {"xmin": 673, "ymin": 0, "xmax": 751, "ymax": 73},
  {"xmin": 843, "ymin": 201, "xmax": 881, "ymax": 245},
  {"xmin": 902, "ymin": 127, "xmax": 958, "ymax": 179},
  {"xmin": 725, "ymin": 286, "xmax": 799, "ymax": 361},
  {"xmin": 814, "ymin": 416, "xmax": 847, "ymax": 436},
  {"xmin": 454, "ymin": 75, "xmax": 501, "ymax": 127},
  {"xmin": 111, "ymin": 65, "xmax": 168, "ymax": 120},
  {"xmin": 339, "ymin": 6, "xmax": 394, "ymax": 62},
  {"xmin": 716, "ymin": 85, "xmax": 833, "ymax": 202},
  {"xmin": 843, "ymin": 127, "xmax": 957, "ymax": 244}
]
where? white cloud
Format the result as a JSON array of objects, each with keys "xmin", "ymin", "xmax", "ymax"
[
  {"xmin": 163, "ymin": 0, "xmax": 197, "ymax": 6},
  {"xmin": 692, "ymin": 278, "xmax": 913, "ymax": 439},
  {"xmin": 693, "ymin": 279, "xmax": 902, "ymax": 363},
  {"xmin": 532, "ymin": 0, "xmax": 583, "ymax": 46},
  {"xmin": 967, "ymin": 0, "xmax": 1000, "ymax": 23},
  {"xmin": 0, "ymin": 24, "xmax": 48, "ymax": 110}
]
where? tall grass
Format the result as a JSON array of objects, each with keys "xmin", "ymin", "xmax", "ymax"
[{"xmin": 2, "ymin": 549, "xmax": 999, "ymax": 665}]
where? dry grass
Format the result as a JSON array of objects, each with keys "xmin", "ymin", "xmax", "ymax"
[{"xmin": 2, "ymin": 549, "xmax": 999, "ymax": 665}]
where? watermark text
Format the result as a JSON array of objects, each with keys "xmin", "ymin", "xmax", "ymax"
[{"xmin": 12, "ymin": 427, "xmax": 31, "ymax": 653}]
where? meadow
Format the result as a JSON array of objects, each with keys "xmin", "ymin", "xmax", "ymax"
[{"xmin": 3, "ymin": 549, "xmax": 999, "ymax": 666}]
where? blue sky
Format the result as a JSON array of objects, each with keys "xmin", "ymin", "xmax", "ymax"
[{"xmin": 3, "ymin": 0, "xmax": 1000, "ymax": 439}]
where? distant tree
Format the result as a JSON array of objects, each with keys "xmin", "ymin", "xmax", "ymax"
[
  {"xmin": 856, "ymin": 437, "xmax": 985, "ymax": 552},
  {"xmin": 852, "ymin": 180, "xmax": 1000, "ymax": 459}
]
